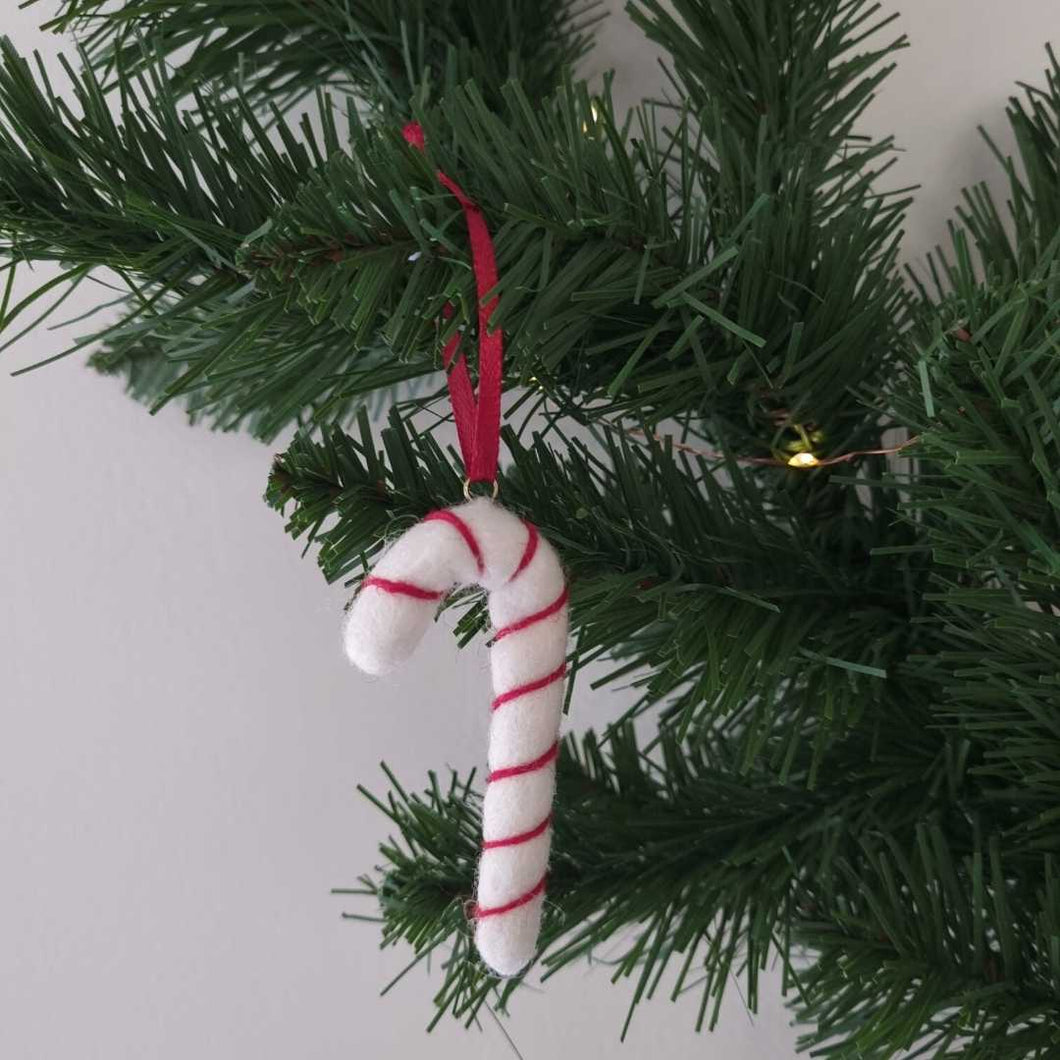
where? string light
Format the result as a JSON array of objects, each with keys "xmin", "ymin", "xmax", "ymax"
[
  {"xmin": 582, "ymin": 101, "xmax": 601, "ymax": 135},
  {"xmin": 625, "ymin": 427, "xmax": 918, "ymax": 469}
]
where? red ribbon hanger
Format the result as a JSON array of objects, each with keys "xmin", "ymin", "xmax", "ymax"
[{"xmin": 403, "ymin": 121, "xmax": 502, "ymax": 487}]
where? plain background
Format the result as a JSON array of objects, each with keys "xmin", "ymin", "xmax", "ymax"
[{"xmin": 3, "ymin": 3, "xmax": 1058, "ymax": 1057}]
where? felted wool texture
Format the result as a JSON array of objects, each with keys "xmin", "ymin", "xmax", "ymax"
[
  {"xmin": 343, "ymin": 498, "xmax": 569, "ymax": 979},
  {"xmin": 344, "ymin": 519, "xmax": 471, "ymax": 674},
  {"xmin": 476, "ymin": 902, "xmax": 544, "ymax": 982},
  {"xmin": 486, "ymin": 679, "xmax": 564, "ymax": 774},
  {"xmin": 482, "ymin": 767, "xmax": 556, "ymax": 842},
  {"xmin": 477, "ymin": 837, "xmax": 550, "ymax": 907},
  {"xmin": 487, "ymin": 632, "xmax": 566, "ymax": 766}
]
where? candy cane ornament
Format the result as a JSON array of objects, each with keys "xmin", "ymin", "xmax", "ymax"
[
  {"xmin": 340, "ymin": 121, "xmax": 569, "ymax": 975},
  {"xmin": 344, "ymin": 499, "xmax": 569, "ymax": 976}
]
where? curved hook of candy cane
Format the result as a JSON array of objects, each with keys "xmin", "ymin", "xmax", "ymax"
[{"xmin": 343, "ymin": 498, "xmax": 569, "ymax": 977}]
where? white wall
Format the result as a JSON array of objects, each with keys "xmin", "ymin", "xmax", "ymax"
[{"xmin": 2, "ymin": 3, "xmax": 1057, "ymax": 1057}]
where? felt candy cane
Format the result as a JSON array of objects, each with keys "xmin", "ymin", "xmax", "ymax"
[
  {"xmin": 344, "ymin": 498, "xmax": 568, "ymax": 976},
  {"xmin": 341, "ymin": 120, "xmax": 569, "ymax": 974}
]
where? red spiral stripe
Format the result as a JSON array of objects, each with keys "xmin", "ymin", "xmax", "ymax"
[
  {"xmin": 362, "ymin": 576, "xmax": 443, "ymax": 600},
  {"xmin": 487, "ymin": 740, "xmax": 560, "ymax": 783},
  {"xmin": 473, "ymin": 873, "xmax": 548, "ymax": 920},
  {"xmin": 424, "ymin": 510, "xmax": 484, "ymax": 574}
]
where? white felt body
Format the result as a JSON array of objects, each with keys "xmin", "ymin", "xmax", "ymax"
[{"xmin": 343, "ymin": 498, "xmax": 568, "ymax": 977}]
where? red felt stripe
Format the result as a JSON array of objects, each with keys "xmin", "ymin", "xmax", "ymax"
[
  {"xmin": 473, "ymin": 873, "xmax": 547, "ymax": 920},
  {"xmin": 363, "ymin": 576, "xmax": 443, "ymax": 601},
  {"xmin": 481, "ymin": 813, "xmax": 552, "ymax": 850},
  {"xmin": 509, "ymin": 520, "xmax": 538, "ymax": 582},
  {"xmin": 487, "ymin": 740, "xmax": 559, "ymax": 783},
  {"xmin": 424, "ymin": 509, "xmax": 484, "ymax": 574},
  {"xmin": 493, "ymin": 588, "xmax": 569, "ymax": 643},
  {"xmin": 490, "ymin": 662, "xmax": 566, "ymax": 712}
]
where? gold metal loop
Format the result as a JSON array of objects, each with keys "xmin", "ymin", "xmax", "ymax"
[{"xmin": 463, "ymin": 478, "xmax": 499, "ymax": 502}]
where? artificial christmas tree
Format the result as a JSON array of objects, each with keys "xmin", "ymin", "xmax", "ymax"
[{"xmin": 2, "ymin": 1, "xmax": 1059, "ymax": 1055}]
